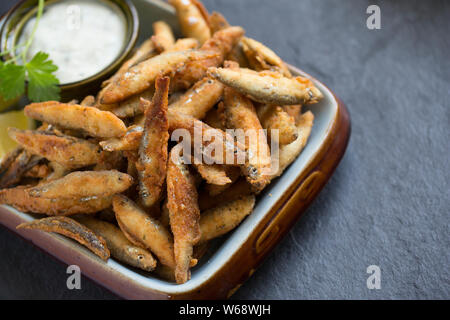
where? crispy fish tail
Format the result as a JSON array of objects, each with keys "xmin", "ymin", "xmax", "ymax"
[{"xmin": 17, "ymin": 216, "xmax": 110, "ymax": 261}]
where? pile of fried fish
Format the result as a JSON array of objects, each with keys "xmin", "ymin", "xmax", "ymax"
[{"xmin": 0, "ymin": 0, "xmax": 322, "ymax": 284}]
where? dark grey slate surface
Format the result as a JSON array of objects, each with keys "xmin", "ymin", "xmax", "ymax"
[{"xmin": 0, "ymin": 0, "xmax": 448, "ymax": 300}]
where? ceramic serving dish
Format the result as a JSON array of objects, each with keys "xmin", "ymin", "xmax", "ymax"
[{"xmin": 0, "ymin": 0, "xmax": 351, "ymax": 299}]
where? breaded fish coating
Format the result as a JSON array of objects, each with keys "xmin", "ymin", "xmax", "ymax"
[
  {"xmin": 171, "ymin": 26, "xmax": 244, "ymax": 91},
  {"xmin": 0, "ymin": 150, "xmax": 42, "ymax": 188},
  {"xmin": 193, "ymin": 163, "xmax": 231, "ymax": 186},
  {"xmin": 113, "ymin": 195, "xmax": 176, "ymax": 269},
  {"xmin": 109, "ymin": 88, "xmax": 155, "ymax": 118},
  {"xmin": 17, "ymin": 216, "xmax": 110, "ymax": 261},
  {"xmin": 168, "ymin": 111, "xmax": 247, "ymax": 166},
  {"xmin": 199, "ymin": 195, "xmax": 255, "ymax": 242},
  {"xmin": 167, "ymin": 149, "xmax": 201, "ymax": 284},
  {"xmin": 223, "ymin": 87, "xmax": 271, "ymax": 192},
  {"xmin": 8, "ymin": 128, "xmax": 103, "ymax": 169},
  {"xmin": 100, "ymin": 50, "xmax": 217, "ymax": 104},
  {"xmin": 136, "ymin": 77, "xmax": 170, "ymax": 208},
  {"xmin": 152, "ymin": 21, "xmax": 176, "ymax": 52},
  {"xmin": 198, "ymin": 178, "xmax": 253, "ymax": 211},
  {"xmin": 169, "ymin": 0, "xmax": 211, "ymax": 45},
  {"xmin": 271, "ymin": 111, "xmax": 314, "ymax": 178},
  {"xmin": 208, "ymin": 67, "xmax": 323, "ymax": 105},
  {"xmin": 77, "ymin": 216, "xmax": 157, "ymax": 271},
  {"xmin": 256, "ymin": 105, "xmax": 298, "ymax": 145},
  {"xmin": 100, "ymin": 125, "xmax": 143, "ymax": 152},
  {"xmin": 24, "ymin": 102, "xmax": 127, "ymax": 138},
  {"xmin": 169, "ymin": 77, "xmax": 224, "ymax": 119},
  {"xmin": 0, "ymin": 186, "xmax": 113, "ymax": 216},
  {"xmin": 27, "ymin": 170, "xmax": 134, "ymax": 199},
  {"xmin": 241, "ymin": 37, "xmax": 292, "ymax": 77}
]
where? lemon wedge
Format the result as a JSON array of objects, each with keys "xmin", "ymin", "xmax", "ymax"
[
  {"xmin": 0, "ymin": 110, "xmax": 34, "ymax": 160},
  {"xmin": 0, "ymin": 95, "xmax": 21, "ymax": 113}
]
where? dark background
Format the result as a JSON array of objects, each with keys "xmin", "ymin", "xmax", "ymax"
[{"xmin": 0, "ymin": 0, "xmax": 448, "ymax": 299}]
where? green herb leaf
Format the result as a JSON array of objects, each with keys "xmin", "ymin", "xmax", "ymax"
[
  {"xmin": 25, "ymin": 52, "xmax": 60, "ymax": 102},
  {"xmin": 0, "ymin": 1, "xmax": 61, "ymax": 103},
  {"xmin": 0, "ymin": 63, "xmax": 26, "ymax": 101}
]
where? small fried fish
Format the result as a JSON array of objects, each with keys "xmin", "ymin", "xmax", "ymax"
[
  {"xmin": 17, "ymin": 216, "xmax": 110, "ymax": 261},
  {"xmin": 208, "ymin": 67, "xmax": 323, "ymax": 105},
  {"xmin": 28, "ymin": 170, "xmax": 133, "ymax": 199},
  {"xmin": 24, "ymin": 102, "xmax": 127, "ymax": 138},
  {"xmin": 167, "ymin": 149, "xmax": 201, "ymax": 284},
  {"xmin": 136, "ymin": 77, "xmax": 170, "ymax": 208}
]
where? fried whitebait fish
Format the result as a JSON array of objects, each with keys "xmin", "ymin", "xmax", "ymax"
[
  {"xmin": 17, "ymin": 216, "xmax": 110, "ymax": 261},
  {"xmin": 207, "ymin": 12, "xmax": 249, "ymax": 67},
  {"xmin": 241, "ymin": 37, "xmax": 292, "ymax": 77},
  {"xmin": 203, "ymin": 106, "xmax": 226, "ymax": 130},
  {"xmin": 152, "ymin": 21, "xmax": 176, "ymax": 52},
  {"xmin": 193, "ymin": 163, "xmax": 231, "ymax": 186},
  {"xmin": 272, "ymin": 111, "xmax": 314, "ymax": 178},
  {"xmin": 136, "ymin": 77, "xmax": 170, "ymax": 208},
  {"xmin": 0, "ymin": 150, "xmax": 42, "ymax": 188},
  {"xmin": 165, "ymin": 38, "xmax": 199, "ymax": 53},
  {"xmin": 169, "ymin": 77, "xmax": 224, "ymax": 120},
  {"xmin": 0, "ymin": 147, "xmax": 23, "ymax": 175},
  {"xmin": 171, "ymin": 26, "xmax": 245, "ymax": 91},
  {"xmin": 78, "ymin": 96, "xmax": 95, "ymax": 107},
  {"xmin": 0, "ymin": 186, "xmax": 113, "ymax": 215},
  {"xmin": 208, "ymin": 67, "xmax": 323, "ymax": 105},
  {"xmin": 205, "ymin": 165, "xmax": 241, "ymax": 196},
  {"xmin": 199, "ymin": 178, "xmax": 253, "ymax": 211},
  {"xmin": 93, "ymin": 150, "xmax": 125, "ymax": 172},
  {"xmin": 169, "ymin": 0, "xmax": 211, "ymax": 45},
  {"xmin": 256, "ymin": 105, "xmax": 298, "ymax": 145},
  {"xmin": 283, "ymin": 104, "xmax": 303, "ymax": 124},
  {"xmin": 76, "ymin": 216, "xmax": 157, "ymax": 271},
  {"xmin": 8, "ymin": 128, "xmax": 103, "ymax": 169},
  {"xmin": 167, "ymin": 149, "xmax": 201, "ymax": 284},
  {"xmin": 113, "ymin": 195, "xmax": 176, "ymax": 269},
  {"xmin": 168, "ymin": 111, "xmax": 247, "ymax": 166},
  {"xmin": 102, "ymin": 34, "xmax": 159, "ymax": 88},
  {"xmin": 24, "ymin": 163, "xmax": 51, "ymax": 179},
  {"xmin": 100, "ymin": 50, "xmax": 217, "ymax": 104},
  {"xmin": 24, "ymin": 102, "xmax": 127, "ymax": 138},
  {"xmin": 45, "ymin": 162, "xmax": 69, "ymax": 182},
  {"xmin": 28, "ymin": 170, "xmax": 133, "ymax": 199},
  {"xmin": 199, "ymin": 195, "xmax": 255, "ymax": 243},
  {"xmin": 108, "ymin": 88, "xmax": 155, "ymax": 118},
  {"xmin": 100, "ymin": 125, "xmax": 143, "ymax": 152},
  {"xmin": 209, "ymin": 11, "xmax": 230, "ymax": 34},
  {"xmin": 223, "ymin": 87, "xmax": 272, "ymax": 192},
  {"xmin": 103, "ymin": 105, "xmax": 246, "ymax": 159}
]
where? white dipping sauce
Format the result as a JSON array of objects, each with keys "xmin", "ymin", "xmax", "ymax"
[{"xmin": 20, "ymin": 0, "xmax": 127, "ymax": 84}]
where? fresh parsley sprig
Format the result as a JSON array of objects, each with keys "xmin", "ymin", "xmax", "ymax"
[{"xmin": 0, "ymin": 0, "xmax": 60, "ymax": 102}]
